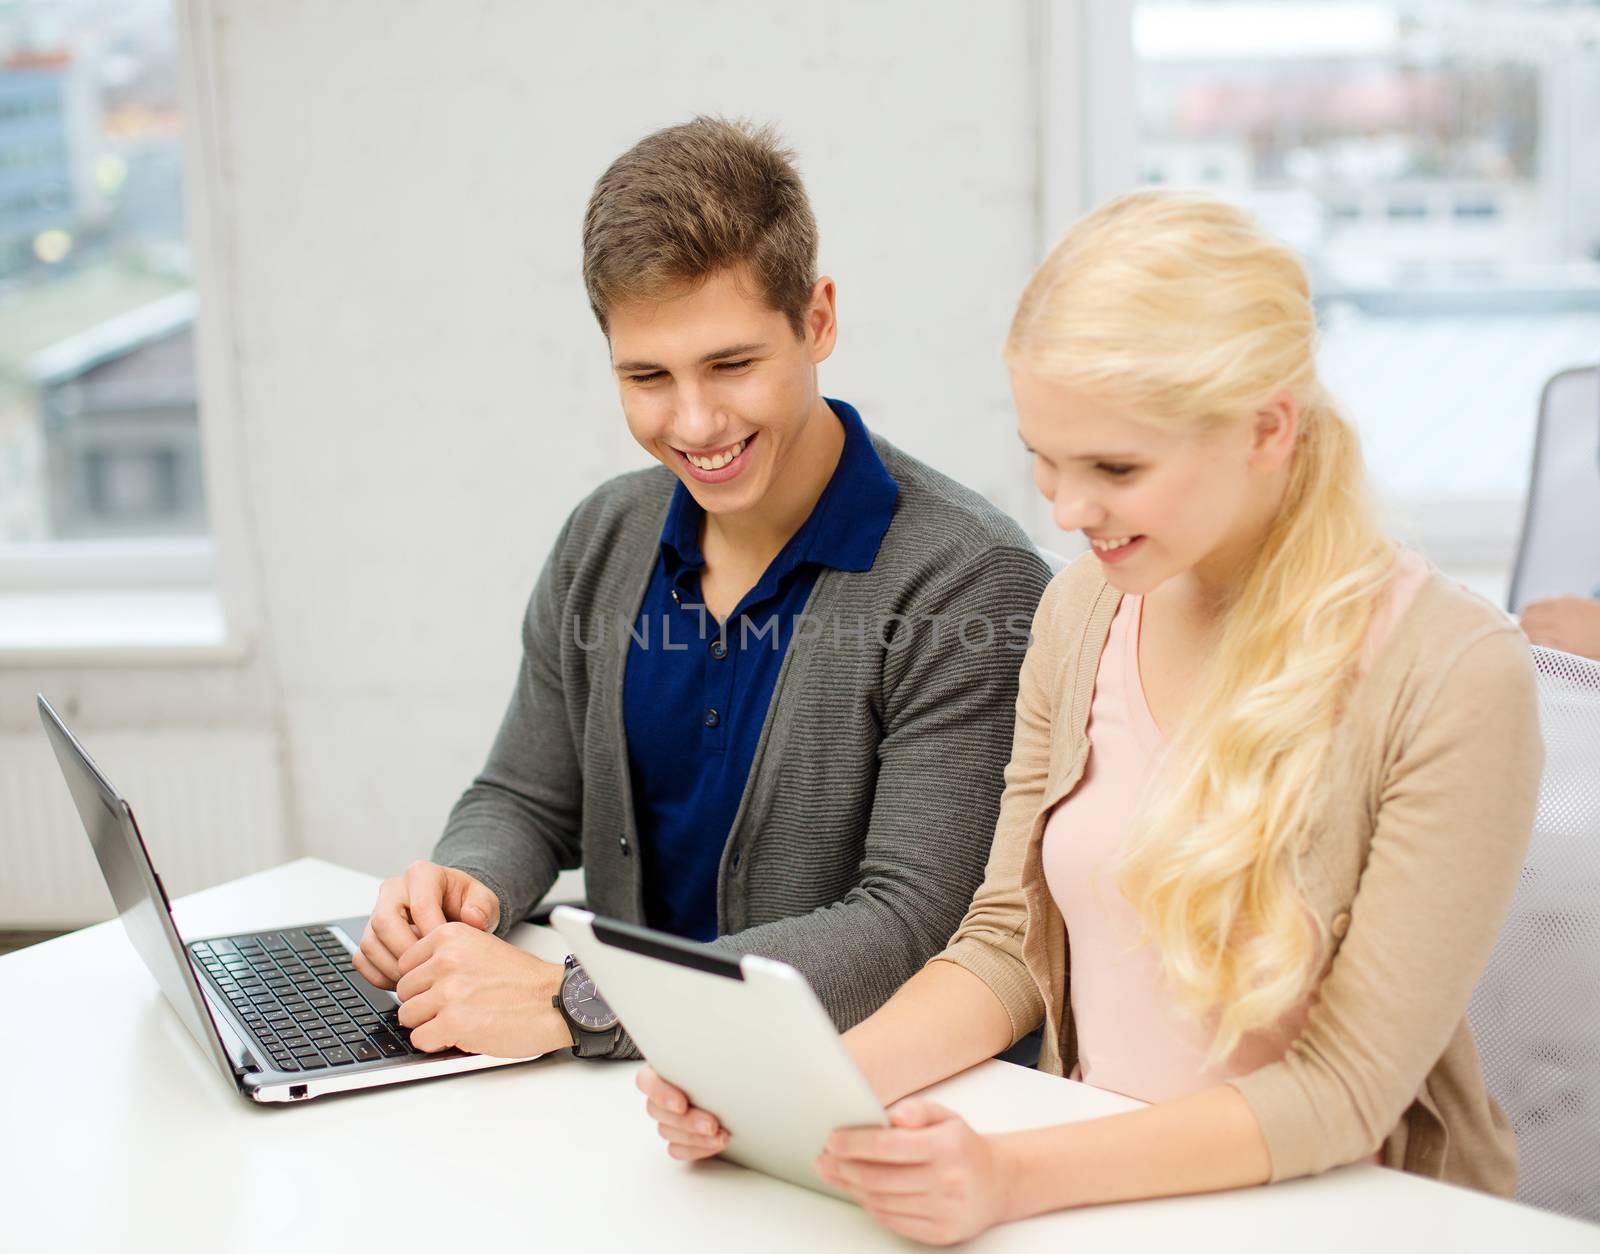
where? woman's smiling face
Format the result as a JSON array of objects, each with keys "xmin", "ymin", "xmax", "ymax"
[{"xmin": 1010, "ymin": 368, "xmax": 1288, "ymax": 599}]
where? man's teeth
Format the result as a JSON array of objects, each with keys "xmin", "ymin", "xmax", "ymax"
[
  {"xmin": 685, "ymin": 437, "xmax": 750, "ymax": 471},
  {"xmin": 1090, "ymin": 535, "xmax": 1138, "ymax": 551}
]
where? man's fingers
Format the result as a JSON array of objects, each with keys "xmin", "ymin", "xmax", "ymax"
[
  {"xmin": 369, "ymin": 898, "xmax": 420, "ymax": 974},
  {"xmin": 358, "ymin": 922, "xmax": 403, "ymax": 987},
  {"xmin": 394, "ymin": 959, "xmax": 435, "ymax": 1003},
  {"xmin": 407, "ymin": 1014, "xmax": 457, "ymax": 1055},
  {"xmin": 349, "ymin": 946, "xmax": 394, "ymax": 991},
  {"xmin": 396, "ymin": 987, "xmax": 443, "ymax": 1030},
  {"xmin": 405, "ymin": 863, "xmax": 449, "ymax": 935},
  {"xmin": 395, "ymin": 929, "xmax": 442, "ymax": 979},
  {"xmin": 458, "ymin": 879, "xmax": 500, "ymax": 932}
]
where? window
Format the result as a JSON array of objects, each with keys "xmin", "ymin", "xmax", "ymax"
[
  {"xmin": 1131, "ymin": 0, "xmax": 1600, "ymax": 580},
  {"xmin": 0, "ymin": 2, "xmax": 206, "ymax": 549}
]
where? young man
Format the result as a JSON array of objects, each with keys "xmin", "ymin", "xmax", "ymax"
[{"xmin": 351, "ymin": 117, "xmax": 1051, "ymax": 1061}]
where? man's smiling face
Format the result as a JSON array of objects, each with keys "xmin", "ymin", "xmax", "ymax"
[{"xmin": 608, "ymin": 265, "xmax": 834, "ymax": 519}]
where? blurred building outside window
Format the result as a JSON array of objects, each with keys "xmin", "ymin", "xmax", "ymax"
[
  {"xmin": 0, "ymin": 0, "xmax": 203, "ymax": 565},
  {"xmin": 1131, "ymin": 0, "xmax": 1600, "ymax": 592}
]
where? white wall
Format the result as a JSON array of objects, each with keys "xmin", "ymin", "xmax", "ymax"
[{"xmin": 198, "ymin": 0, "xmax": 1052, "ymax": 880}]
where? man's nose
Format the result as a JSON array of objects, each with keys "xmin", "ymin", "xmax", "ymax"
[{"xmin": 671, "ymin": 385, "xmax": 723, "ymax": 448}]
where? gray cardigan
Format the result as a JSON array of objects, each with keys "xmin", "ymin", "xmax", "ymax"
[{"xmin": 433, "ymin": 432, "xmax": 1051, "ymax": 1058}]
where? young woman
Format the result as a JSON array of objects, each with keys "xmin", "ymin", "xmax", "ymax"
[{"xmin": 637, "ymin": 190, "xmax": 1544, "ymax": 1245}]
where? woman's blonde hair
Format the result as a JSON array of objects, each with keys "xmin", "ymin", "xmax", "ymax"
[{"xmin": 1006, "ymin": 190, "xmax": 1397, "ymax": 1058}]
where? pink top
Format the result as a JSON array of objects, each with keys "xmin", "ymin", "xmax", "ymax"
[{"xmin": 1042, "ymin": 547, "xmax": 1432, "ymax": 1107}]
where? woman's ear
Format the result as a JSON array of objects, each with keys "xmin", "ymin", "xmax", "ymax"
[{"xmin": 1250, "ymin": 391, "xmax": 1298, "ymax": 472}]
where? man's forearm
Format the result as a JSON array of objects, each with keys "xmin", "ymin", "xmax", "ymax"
[{"xmin": 844, "ymin": 960, "xmax": 1013, "ymax": 1105}]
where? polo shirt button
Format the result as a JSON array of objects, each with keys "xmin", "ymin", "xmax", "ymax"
[
  {"xmin": 703, "ymin": 708, "xmax": 720, "ymax": 729},
  {"xmin": 709, "ymin": 638, "xmax": 728, "ymax": 660},
  {"xmin": 618, "ymin": 835, "xmax": 630, "ymax": 857},
  {"xmin": 1331, "ymin": 909, "xmax": 1352, "ymax": 939},
  {"xmin": 671, "ymin": 588, "xmax": 681, "ymax": 604}
]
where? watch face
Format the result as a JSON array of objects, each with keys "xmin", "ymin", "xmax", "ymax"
[{"xmin": 561, "ymin": 967, "xmax": 618, "ymax": 1031}]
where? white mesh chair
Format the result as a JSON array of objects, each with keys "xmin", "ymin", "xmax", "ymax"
[
  {"xmin": 1467, "ymin": 645, "xmax": 1600, "ymax": 1222},
  {"xmin": 1507, "ymin": 365, "xmax": 1600, "ymax": 615}
]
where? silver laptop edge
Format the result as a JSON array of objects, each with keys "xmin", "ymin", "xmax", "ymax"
[{"xmin": 36, "ymin": 693, "xmax": 535, "ymax": 1102}]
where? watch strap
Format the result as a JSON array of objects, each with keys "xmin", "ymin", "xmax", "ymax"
[{"xmin": 568, "ymin": 1021, "xmax": 621, "ymax": 1060}]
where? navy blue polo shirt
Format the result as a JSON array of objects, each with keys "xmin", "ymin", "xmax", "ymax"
[{"xmin": 622, "ymin": 398, "xmax": 898, "ymax": 941}]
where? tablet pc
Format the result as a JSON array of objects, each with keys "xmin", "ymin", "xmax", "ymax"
[{"xmin": 550, "ymin": 907, "xmax": 888, "ymax": 1199}]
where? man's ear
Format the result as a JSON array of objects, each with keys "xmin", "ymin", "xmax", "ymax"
[
  {"xmin": 805, "ymin": 275, "xmax": 838, "ymax": 364},
  {"xmin": 1251, "ymin": 390, "xmax": 1298, "ymax": 471}
]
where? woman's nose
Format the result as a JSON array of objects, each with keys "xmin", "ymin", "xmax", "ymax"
[{"xmin": 1051, "ymin": 487, "xmax": 1105, "ymax": 535}]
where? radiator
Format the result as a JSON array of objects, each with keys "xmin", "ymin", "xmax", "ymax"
[{"xmin": 0, "ymin": 728, "xmax": 290, "ymax": 928}]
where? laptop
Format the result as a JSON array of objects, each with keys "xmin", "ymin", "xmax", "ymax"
[{"xmin": 37, "ymin": 693, "xmax": 541, "ymax": 1103}]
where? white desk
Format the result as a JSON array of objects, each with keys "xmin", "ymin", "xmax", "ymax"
[{"xmin": 2, "ymin": 859, "xmax": 1595, "ymax": 1252}]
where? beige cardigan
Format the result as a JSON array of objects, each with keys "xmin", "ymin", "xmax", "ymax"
[{"xmin": 935, "ymin": 552, "xmax": 1542, "ymax": 1195}]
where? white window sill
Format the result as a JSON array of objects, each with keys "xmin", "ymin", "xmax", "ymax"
[
  {"xmin": 0, "ymin": 538, "xmax": 249, "ymax": 665},
  {"xmin": 0, "ymin": 587, "xmax": 246, "ymax": 665}
]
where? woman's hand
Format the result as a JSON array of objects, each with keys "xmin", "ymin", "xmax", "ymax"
[
  {"xmin": 637, "ymin": 1065, "xmax": 729, "ymax": 1160},
  {"xmin": 816, "ymin": 1099, "xmax": 1008, "ymax": 1247}
]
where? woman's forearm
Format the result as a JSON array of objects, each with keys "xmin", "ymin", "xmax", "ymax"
[
  {"xmin": 844, "ymin": 959, "xmax": 1015, "ymax": 1105},
  {"xmin": 994, "ymin": 1082, "xmax": 1273, "ymax": 1218}
]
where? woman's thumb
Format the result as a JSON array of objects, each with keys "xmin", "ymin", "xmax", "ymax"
[{"xmin": 888, "ymin": 1099, "xmax": 953, "ymax": 1130}]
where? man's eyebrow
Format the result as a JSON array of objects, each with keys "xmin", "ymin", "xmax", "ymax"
[{"xmin": 613, "ymin": 343, "xmax": 766, "ymax": 373}]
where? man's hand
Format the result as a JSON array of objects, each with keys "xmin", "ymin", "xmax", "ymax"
[
  {"xmin": 352, "ymin": 860, "xmax": 500, "ymax": 989},
  {"xmin": 1521, "ymin": 595, "xmax": 1600, "ymax": 661},
  {"xmin": 637, "ymin": 1065, "xmax": 729, "ymax": 1160},
  {"xmin": 394, "ymin": 922, "xmax": 575, "ymax": 1058}
]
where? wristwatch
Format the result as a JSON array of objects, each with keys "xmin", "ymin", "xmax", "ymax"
[{"xmin": 552, "ymin": 954, "xmax": 621, "ymax": 1059}]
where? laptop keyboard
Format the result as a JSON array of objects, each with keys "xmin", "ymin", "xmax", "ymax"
[{"xmin": 190, "ymin": 926, "xmax": 420, "ymax": 1074}]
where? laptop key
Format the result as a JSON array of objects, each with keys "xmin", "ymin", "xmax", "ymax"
[
  {"xmin": 372, "ymin": 1034, "xmax": 408, "ymax": 1057},
  {"xmin": 351, "ymin": 1042, "xmax": 381, "ymax": 1062}
]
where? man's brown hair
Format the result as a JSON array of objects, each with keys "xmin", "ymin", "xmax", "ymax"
[{"xmin": 582, "ymin": 116, "xmax": 818, "ymax": 338}]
